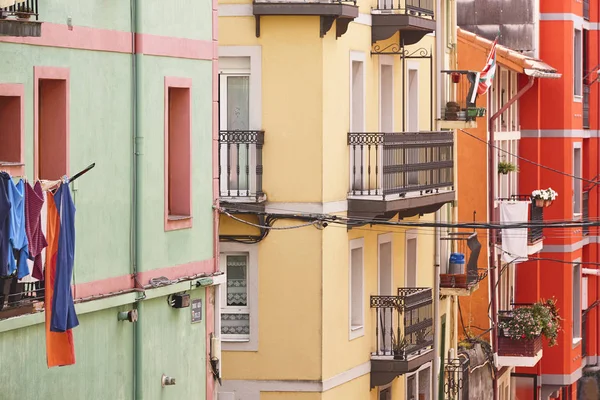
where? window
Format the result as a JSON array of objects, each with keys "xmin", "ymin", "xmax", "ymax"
[
  {"xmin": 0, "ymin": 84, "xmax": 24, "ymax": 177},
  {"xmin": 219, "ymin": 242, "xmax": 258, "ymax": 351},
  {"xmin": 221, "ymin": 254, "xmax": 250, "ymax": 340},
  {"xmin": 218, "ymin": 52, "xmax": 262, "ymax": 200},
  {"xmin": 349, "ymin": 238, "xmax": 364, "ymax": 339},
  {"xmin": 164, "ymin": 77, "xmax": 192, "ymax": 231},
  {"xmin": 575, "ymin": 29, "xmax": 583, "ymax": 97},
  {"xmin": 406, "ymin": 364, "xmax": 432, "ymax": 400},
  {"xmin": 379, "ymin": 387, "xmax": 391, "ymax": 400},
  {"xmin": 573, "ymin": 263, "xmax": 582, "ymax": 341},
  {"xmin": 573, "ymin": 145, "xmax": 582, "ymax": 217},
  {"xmin": 406, "ymin": 231, "xmax": 417, "ymax": 287},
  {"xmin": 350, "ymin": 52, "xmax": 366, "ymax": 192},
  {"xmin": 34, "ymin": 67, "xmax": 70, "ymax": 181}
]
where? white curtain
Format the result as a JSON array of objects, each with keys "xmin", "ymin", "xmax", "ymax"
[{"xmin": 500, "ymin": 201, "xmax": 529, "ymax": 264}]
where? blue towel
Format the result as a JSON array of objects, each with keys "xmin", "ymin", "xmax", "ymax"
[
  {"xmin": 6, "ymin": 179, "xmax": 29, "ymax": 279},
  {"xmin": 0, "ymin": 173, "xmax": 11, "ymax": 277},
  {"xmin": 50, "ymin": 183, "xmax": 79, "ymax": 332}
]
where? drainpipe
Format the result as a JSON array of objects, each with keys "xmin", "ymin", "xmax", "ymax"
[
  {"xmin": 433, "ymin": 208, "xmax": 441, "ymax": 400},
  {"xmin": 596, "ymin": 0, "xmax": 600, "ymax": 367},
  {"xmin": 130, "ymin": 0, "xmax": 143, "ymax": 398},
  {"xmin": 488, "ymin": 75, "xmax": 536, "ymax": 400}
]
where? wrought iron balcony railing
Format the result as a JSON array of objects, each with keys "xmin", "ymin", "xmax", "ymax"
[
  {"xmin": 370, "ymin": 288, "xmax": 433, "ymax": 359},
  {"xmin": 440, "ymin": 70, "xmax": 485, "ymax": 123},
  {"xmin": 497, "ymin": 195, "xmax": 544, "ymax": 244},
  {"xmin": 0, "ymin": 279, "xmax": 44, "ymax": 320},
  {"xmin": 348, "ymin": 131, "xmax": 454, "ymax": 199},
  {"xmin": 218, "ymin": 130, "xmax": 264, "ymax": 201},
  {"xmin": 0, "ymin": 0, "xmax": 39, "ymax": 20},
  {"xmin": 444, "ymin": 357, "xmax": 469, "ymax": 400},
  {"xmin": 374, "ymin": 0, "xmax": 434, "ymax": 17}
]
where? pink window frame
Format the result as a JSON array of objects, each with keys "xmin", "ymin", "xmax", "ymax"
[
  {"xmin": 33, "ymin": 66, "xmax": 70, "ymax": 181},
  {"xmin": 164, "ymin": 76, "xmax": 193, "ymax": 231},
  {"xmin": 0, "ymin": 83, "xmax": 25, "ymax": 177}
]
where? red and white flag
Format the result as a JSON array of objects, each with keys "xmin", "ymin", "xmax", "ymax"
[{"xmin": 477, "ymin": 36, "xmax": 498, "ymax": 95}]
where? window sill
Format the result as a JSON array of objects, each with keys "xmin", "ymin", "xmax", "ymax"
[
  {"xmin": 349, "ymin": 325, "xmax": 364, "ymax": 340},
  {"xmin": 573, "ymin": 213, "xmax": 582, "ymax": 221},
  {"xmin": 574, "ymin": 95, "xmax": 583, "ymax": 103},
  {"xmin": 165, "ymin": 214, "xmax": 193, "ymax": 231},
  {"xmin": 573, "ymin": 337, "xmax": 582, "ymax": 347},
  {"xmin": 222, "ymin": 338, "xmax": 250, "ymax": 343}
]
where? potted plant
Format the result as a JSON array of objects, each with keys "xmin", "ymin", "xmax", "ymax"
[
  {"xmin": 498, "ymin": 299, "xmax": 561, "ymax": 347},
  {"xmin": 498, "ymin": 160, "xmax": 517, "ymax": 175},
  {"xmin": 392, "ymin": 333, "xmax": 410, "ymax": 360},
  {"xmin": 451, "ymin": 72, "xmax": 461, "ymax": 84},
  {"xmin": 15, "ymin": 7, "xmax": 32, "ymax": 20},
  {"xmin": 532, "ymin": 188, "xmax": 558, "ymax": 207}
]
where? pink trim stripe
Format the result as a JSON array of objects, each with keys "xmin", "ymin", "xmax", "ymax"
[
  {"xmin": 0, "ymin": 23, "xmax": 213, "ymax": 60},
  {"xmin": 73, "ymin": 259, "xmax": 215, "ymax": 299}
]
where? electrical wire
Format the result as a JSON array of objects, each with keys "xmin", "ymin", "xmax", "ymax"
[{"xmin": 458, "ymin": 128, "xmax": 600, "ymax": 186}]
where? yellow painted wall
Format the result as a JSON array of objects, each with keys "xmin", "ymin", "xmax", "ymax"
[
  {"xmin": 220, "ymin": 216, "xmax": 323, "ymax": 380},
  {"xmin": 321, "ymin": 374, "xmax": 371, "ymax": 400},
  {"xmin": 261, "ymin": 393, "xmax": 321, "ymax": 400}
]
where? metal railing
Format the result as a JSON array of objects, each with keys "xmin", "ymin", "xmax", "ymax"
[
  {"xmin": 374, "ymin": 0, "xmax": 434, "ymax": 16},
  {"xmin": 440, "ymin": 70, "xmax": 483, "ymax": 122},
  {"xmin": 583, "ymin": 83, "xmax": 590, "ymax": 129},
  {"xmin": 444, "ymin": 357, "xmax": 469, "ymax": 400},
  {"xmin": 370, "ymin": 288, "xmax": 433, "ymax": 359},
  {"xmin": 0, "ymin": 0, "xmax": 39, "ymax": 20},
  {"xmin": 583, "ymin": 190, "xmax": 589, "ymax": 236},
  {"xmin": 218, "ymin": 130, "xmax": 264, "ymax": 201},
  {"xmin": 584, "ymin": 0, "xmax": 590, "ymax": 21},
  {"xmin": 348, "ymin": 131, "xmax": 454, "ymax": 199},
  {"xmin": 0, "ymin": 279, "xmax": 44, "ymax": 320}
]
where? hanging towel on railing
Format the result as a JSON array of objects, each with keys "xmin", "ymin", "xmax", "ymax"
[
  {"xmin": 500, "ymin": 201, "xmax": 529, "ymax": 264},
  {"xmin": 6, "ymin": 179, "xmax": 30, "ymax": 279},
  {"xmin": 50, "ymin": 183, "xmax": 79, "ymax": 332}
]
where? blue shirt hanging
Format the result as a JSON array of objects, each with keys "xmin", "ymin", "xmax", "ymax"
[
  {"xmin": 6, "ymin": 178, "xmax": 30, "ymax": 279},
  {"xmin": 50, "ymin": 183, "xmax": 79, "ymax": 332},
  {"xmin": 0, "ymin": 172, "xmax": 11, "ymax": 278}
]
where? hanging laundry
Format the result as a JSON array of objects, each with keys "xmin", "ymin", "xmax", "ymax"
[
  {"xmin": 0, "ymin": 172, "xmax": 10, "ymax": 278},
  {"xmin": 500, "ymin": 201, "xmax": 529, "ymax": 264},
  {"xmin": 6, "ymin": 178, "xmax": 29, "ymax": 279},
  {"xmin": 45, "ymin": 190, "xmax": 75, "ymax": 367},
  {"xmin": 25, "ymin": 181, "xmax": 48, "ymax": 281},
  {"xmin": 50, "ymin": 183, "xmax": 79, "ymax": 333}
]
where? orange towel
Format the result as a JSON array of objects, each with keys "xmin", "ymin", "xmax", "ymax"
[{"xmin": 45, "ymin": 191, "xmax": 75, "ymax": 368}]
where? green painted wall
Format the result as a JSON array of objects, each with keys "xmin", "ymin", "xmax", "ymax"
[{"xmin": 0, "ymin": 306, "xmax": 134, "ymax": 399}]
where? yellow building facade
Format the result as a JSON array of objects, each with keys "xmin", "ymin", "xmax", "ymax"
[{"xmin": 216, "ymin": 0, "xmax": 475, "ymax": 398}]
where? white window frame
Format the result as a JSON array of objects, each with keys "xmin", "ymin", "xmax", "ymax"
[
  {"xmin": 218, "ymin": 46, "xmax": 262, "ymax": 199},
  {"xmin": 349, "ymin": 51, "xmax": 367, "ymax": 193},
  {"xmin": 574, "ymin": 29, "xmax": 583, "ymax": 99},
  {"xmin": 349, "ymin": 237, "xmax": 365, "ymax": 340},
  {"xmin": 405, "ymin": 362, "xmax": 433, "ymax": 400},
  {"xmin": 573, "ymin": 261, "xmax": 582, "ymax": 345},
  {"xmin": 405, "ymin": 230, "xmax": 418, "ymax": 287},
  {"xmin": 219, "ymin": 242, "xmax": 259, "ymax": 351},
  {"xmin": 573, "ymin": 142, "xmax": 582, "ymax": 219}
]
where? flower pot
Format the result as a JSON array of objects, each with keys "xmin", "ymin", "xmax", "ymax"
[
  {"xmin": 535, "ymin": 199, "xmax": 544, "ymax": 207},
  {"xmin": 498, "ymin": 335, "xmax": 543, "ymax": 357},
  {"xmin": 544, "ymin": 200, "xmax": 552, "ymax": 207},
  {"xmin": 393, "ymin": 351, "xmax": 406, "ymax": 360},
  {"xmin": 451, "ymin": 72, "xmax": 461, "ymax": 84}
]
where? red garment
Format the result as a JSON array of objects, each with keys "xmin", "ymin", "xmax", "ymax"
[
  {"xmin": 25, "ymin": 181, "xmax": 47, "ymax": 280},
  {"xmin": 45, "ymin": 191, "xmax": 75, "ymax": 368}
]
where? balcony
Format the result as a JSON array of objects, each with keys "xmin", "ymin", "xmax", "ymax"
[
  {"xmin": 497, "ymin": 309, "xmax": 543, "ymax": 367},
  {"xmin": 371, "ymin": 0, "xmax": 435, "ymax": 44},
  {"xmin": 497, "ymin": 196, "xmax": 544, "ymax": 255},
  {"xmin": 0, "ymin": 0, "xmax": 41, "ymax": 37},
  {"xmin": 370, "ymin": 288, "xmax": 434, "ymax": 388},
  {"xmin": 444, "ymin": 357, "xmax": 469, "ymax": 400},
  {"xmin": 347, "ymin": 131, "xmax": 455, "ymax": 220},
  {"xmin": 438, "ymin": 70, "xmax": 484, "ymax": 130},
  {"xmin": 440, "ymin": 232, "xmax": 486, "ymax": 296},
  {"xmin": 253, "ymin": 0, "xmax": 358, "ymax": 38},
  {"xmin": 0, "ymin": 279, "xmax": 44, "ymax": 320},
  {"xmin": 218, "ymin": 130, "xmax": 266, "ymax": 205}
]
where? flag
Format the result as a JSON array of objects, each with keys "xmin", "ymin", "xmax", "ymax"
[{"xmin": 477, "ymin": 36, "xmax": 498, "ymax": 95}]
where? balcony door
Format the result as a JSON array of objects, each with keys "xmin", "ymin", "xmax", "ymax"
[
  {"xmin": 406, "ymin": 68, "xmax": 419, "ymax": 186},
  {"xmin": 406, "ymin": 232, "xmax": 417, "ymax": 287},
  {"xmin": 406, "ymin": 363, "xmax": 432, "ymax": 400},
  {"xmin": 219, "ymin": 68, "xmax": 255, "ymax": 197},
  {"xmin": 378, "ymin": 234, "xmax": 393, "ymax": 353}
]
